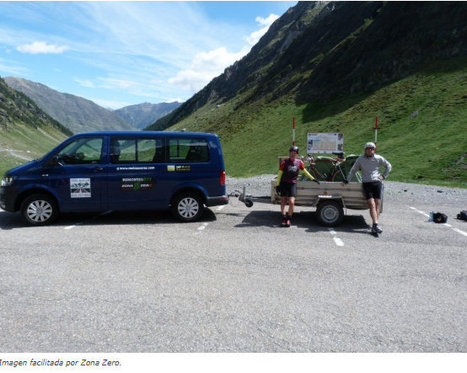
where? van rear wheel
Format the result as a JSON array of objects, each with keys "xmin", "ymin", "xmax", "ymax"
[
  {"xmin": 21, "ymin": 193, "xmax": 58, "ymax": 226},
  {"xmin": 171, "ymin": 192, "xmax": 204, "ymax": 222}
]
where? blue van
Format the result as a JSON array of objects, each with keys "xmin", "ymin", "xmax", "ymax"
[{"xmin": 0, "ymin": 131, "xmax": 228, "ymax": 225}]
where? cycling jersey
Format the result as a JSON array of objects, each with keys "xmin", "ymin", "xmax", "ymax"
[{"xmin": 279, "ymin": 158, "xmax": 305, "ymax": 184}]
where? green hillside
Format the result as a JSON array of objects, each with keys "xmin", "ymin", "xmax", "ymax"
[
  {"xmin": 0, "ymin": 77, "xmax": 71, "ymax": 176},
  {"xmin": 168, "ymin": 56, "xmax": 467, "ymax": 187},
  {"xmin": 148, "ymin": 1, "xmax": 467, "ymax": 187}
]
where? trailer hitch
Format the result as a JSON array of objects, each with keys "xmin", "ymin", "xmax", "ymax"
[{"xmin": 230, "ymin": 185, "xmax": 272, "ymax": 208}]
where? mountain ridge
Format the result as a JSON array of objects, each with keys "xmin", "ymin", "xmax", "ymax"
[
  {"xmin": 146, "ymin": 1, "xmax": 467, "ymax": 184},
  {"xmin": 114, "ymin": 101, "xmax": 181, "ymax": 130},
  {"xmin": 4, "ymin": 77, "xmax": 136, "ymax": 133},
  {"xmin": 148, "ymin": 1, "xmax": 467, "ymax": 131}
]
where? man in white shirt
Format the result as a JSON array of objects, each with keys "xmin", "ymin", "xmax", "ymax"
[{"xmin": 344, "ymin": 142, "xmax": 392, "ymax": 235}]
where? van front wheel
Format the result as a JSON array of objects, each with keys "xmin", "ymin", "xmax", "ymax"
[
  {"xmin": 21, "ymin": 193, "xmax": 58, "ymax": 226},
  {"xmin": 171, "ymin": 192, "xmax": 204, "ymax": 222}
]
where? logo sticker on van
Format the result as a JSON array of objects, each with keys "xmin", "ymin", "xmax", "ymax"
[
  {"xmin": 117, "ymin": 166, "xmax": 155, "ymax": 171},
  {"xmin": 70, "ymin": 178, "xmax": 91, "ymax": 198},
  {"xmin": 122, "ymin": 177, "xmax": 154, "ymax": 191},
  {"xmin": 121, "ymin": 177, "xmax": 153, "ymax": 191},
  {"xmin": 167, "ymin": 165, "xmax": 191, "ymax": 172}
]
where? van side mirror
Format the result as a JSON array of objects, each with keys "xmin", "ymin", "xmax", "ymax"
[{"xmin": 47, "ymin": 155, "xmax": 64, "ymax": 167}]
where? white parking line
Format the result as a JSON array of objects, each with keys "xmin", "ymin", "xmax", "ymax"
[
  {"xmin": 198, "ymin": 222, "xmax": 209, "ymax": 231},
  {"xmin": 409, "ymin": 206, "xmax": 467, "ymax": 237},
  {"xmin": 195, "ymin": 222, "xmax": 209, "ymax": 235},
  {"xmin": 216, "ymin": 205, "xmax": 226, "ymax": 211},
  {"xmin": 452, "ymin": 228, "xmax": 467, "ymax": 237},
  {"xmin": 64, "ymin": 224, "xmax": 79, "ymax": 230},
  {"xmin": 64, "ymin": 210, "xmax": 112, "ymax": 230},
  {"xmin": 328, "ymin": 228, "xmax": 344, "ymax": 247},
  {"xmin": 409, "ymin": 206, "xmax": 430, "ymax": 217}
]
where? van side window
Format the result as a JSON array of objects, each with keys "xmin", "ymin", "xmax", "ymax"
[
  {"xmin": 110, "ymin": 138, "xmax": 164, "ymax": 164},
  {"xmin": 58, "ymin": 137, "xmax": 103, "ymax": 164},
  {"xmin": 168, "ymin": 139, "xmax": 209, "ymax": 163}
]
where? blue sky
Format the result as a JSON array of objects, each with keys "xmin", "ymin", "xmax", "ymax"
[{"xmin": 0, "ymin": 1, "xmax": 296, "ymax": 109}]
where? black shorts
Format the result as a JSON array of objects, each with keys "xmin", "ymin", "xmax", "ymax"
[
  {"xmin": 280, "ymin": 182, "xmax": 297, "ymax": 197},
  {"xmin": 362, "ymin": 181, "xmax": 383, "ymax": 200}
]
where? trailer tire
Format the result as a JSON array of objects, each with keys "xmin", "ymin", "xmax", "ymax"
[{"xmin": 316, "ymin": 200, "xmax": 344, "ymax": 227}]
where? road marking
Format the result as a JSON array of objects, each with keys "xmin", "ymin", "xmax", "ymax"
[
  {"xmin": 64, "ymin": 224, "xmax": 79, "ymax": 230},
  {"xmin": 198, "ymin": 222, "xmax": 209, "ymax": 230},
  {"xmin": 328, "ymin": 228, "xmax": 344, "ymax": 247},
  {"xmin": 409, "ymin": 206, "xmax": 430, "ymax": 217},
  {"xmin": 216, "ymin": 205, "xmax": 226, "ymax": 211},
  {"xmin": 409, "ymin": 206, "xmax": 467, "ymax": 237},
  {"xmin": 64, "ymin": 210, "xmax": 112, "ymax": 230},
  {"xmin": 195, "ymin": 222, "xmax": 209, "ymax": 234},
  {"xmin": 452, "ymin": 228, "xmax": 467, "ymax": 237}
]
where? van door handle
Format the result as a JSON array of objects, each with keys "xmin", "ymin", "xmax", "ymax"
[{"xmin": 93, "ymin": 167, "xmax": 104, "ymax": 172}]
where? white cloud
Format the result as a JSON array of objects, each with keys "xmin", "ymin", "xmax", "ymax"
[
  {"xmin": 247, "ymin": 14, "xmax": 279, "ymax": 45},
  {"xmin": 169, "ymin": 47, "xmax": 246, "ymax": 92},
  {"xmin": 74, "ymin": 78, "xmax": 95, "ymax": 88},
  {"xmin": 169, "ymin": 14, "xmax": 278, "ymax": 94},
  {"xmin": 16, "ymin": 41, "xmax": 69, "ymax": 54},
  {"xmin": 90, "ymin": 98, "xmax": 131, "ymax": 110},
  {"xmin": 0, "ymin": 57, "xmax": 29, "ymax": 76},
  {"xmin": 97, "ymin": 77, "xmax": 136, "ymax": 90}
]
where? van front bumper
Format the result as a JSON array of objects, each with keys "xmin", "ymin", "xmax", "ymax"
[
  {"xmin": 206, "ymin": 195, "xmax": 229, "ymax": 207},
  {"xmin": 0, "ymin": 186, "xmax": 18, "ymax": 212}
]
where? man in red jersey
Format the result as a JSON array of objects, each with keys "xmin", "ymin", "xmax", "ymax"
[{"xmin": 276, "ymin": 146, "xmax": 319, "ymax": 227}]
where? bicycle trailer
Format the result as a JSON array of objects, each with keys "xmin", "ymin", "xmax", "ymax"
[{"xmin": 236, "ymin": 178, "xmax": 381, "ymax": 227}]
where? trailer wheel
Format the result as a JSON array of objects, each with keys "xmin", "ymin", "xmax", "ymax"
[{"xmin": 316, "ymin": 200, "xmax": 344, "ymax": 227}]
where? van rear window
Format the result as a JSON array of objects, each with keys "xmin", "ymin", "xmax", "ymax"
[
  {"xmin": 110, "ymin": 138, "xmax": 164, "ymax": 164},
  {"xmin": 168, "ymin": 138, "xmax": 209, "ymax": 163}
]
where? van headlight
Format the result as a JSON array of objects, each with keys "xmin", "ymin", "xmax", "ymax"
[{"xmin": 1, "ymin": 176, "xmax": 15, "ymax": 186}]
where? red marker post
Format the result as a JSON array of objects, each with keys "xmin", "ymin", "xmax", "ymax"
[{"xmin": 292, "ymin": 117, "xmax": 296, "ymax": 146}]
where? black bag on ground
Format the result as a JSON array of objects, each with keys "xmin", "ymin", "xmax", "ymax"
[
  {"xmin": 433, "ymin": 212, "xmax": 448, "ymax": 223},
  {"xmin": 456, "ymin": 210, "xmax": 467, "ymax": 221}
]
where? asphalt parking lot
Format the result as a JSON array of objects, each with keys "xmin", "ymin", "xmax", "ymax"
[{"xmin": 0, "ymin": 188, "xmax": 466, "ymax": 352}]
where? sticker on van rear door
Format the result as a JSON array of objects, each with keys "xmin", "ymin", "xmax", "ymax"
[{"xmin": 70, "ymin": 178, "xmax": 91, "ymax": 198}]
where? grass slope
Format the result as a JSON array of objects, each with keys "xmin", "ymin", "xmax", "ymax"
[
  {"xmin": 169, "ymin": 57, "xmax": 467, "ymax": 187},
  {"xmin": 0, "ymin": 125, "xmax": 68, "ymax": 176}
]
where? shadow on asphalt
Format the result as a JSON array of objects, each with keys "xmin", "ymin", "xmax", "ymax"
[
  {"xmin": 235, "ymin": 209, "xmax": 370, "ymax": 233},
  {"xmin": 0, "ymin": 208, "xmax": 217, "ymax": 230}
]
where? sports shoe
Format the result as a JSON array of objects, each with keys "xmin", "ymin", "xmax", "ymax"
[
  {"xmin": 281, "ymin": 216, "xmax": 287, "ymax": 227},
  {"xmin": 285, "ymin": 215, "xmax": 291, "ymax": 227},
  {"xmin": 372, "ymin": 224, "xmax": 383, "ymax": 234}
]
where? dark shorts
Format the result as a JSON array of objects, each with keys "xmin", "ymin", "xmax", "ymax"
[
  {"xmin": 362, "ymin": 181, "xmax": 383, "ymax": 200},
  {"xmin": 280, "ymin": 182, "xmax": 297, "ymax": 198}
]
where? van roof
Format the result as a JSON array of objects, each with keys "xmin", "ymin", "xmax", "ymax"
[{"xmin": 71, "ymin": 131, "xmax": 219, "ymax": 138}]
